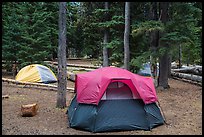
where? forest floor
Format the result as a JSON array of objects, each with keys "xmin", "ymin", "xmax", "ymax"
[{"xmin": 2, "ymin": 60, "xmax": 202, "ymax": 135}]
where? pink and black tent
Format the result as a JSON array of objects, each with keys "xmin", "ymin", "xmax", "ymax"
[{"xmin": 67, "ymin": 67, "xmax": 164, "ymax": 132}]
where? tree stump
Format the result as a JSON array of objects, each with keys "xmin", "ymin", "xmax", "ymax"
[{"xmin": 21, "ymin": 103, "xmax": 38, "ymax": 117}]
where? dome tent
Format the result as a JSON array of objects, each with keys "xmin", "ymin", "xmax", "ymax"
[
  {"xmin": 67, "ymin": 67, "xmax": 164, "ymax": 132},
  {"xmin": 15, "ymin": 64, "xmax": 57, "ymax": 84}
]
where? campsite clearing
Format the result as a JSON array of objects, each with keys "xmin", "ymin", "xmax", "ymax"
[{"xmin": 2, "ymin": 75, "xmax": 202, "ymax": 135}]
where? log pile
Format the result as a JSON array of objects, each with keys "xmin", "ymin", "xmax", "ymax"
[
  {"xmin": 171, "ymin": 66, "xmax": 202, "ymax": 76},
  {"xmin": 171, "ymin": 71, "xmax": 202, "ymax": 82},
  {"xmin": 171, "ymin": 66, "xmax": 202, "ymax": 86}
]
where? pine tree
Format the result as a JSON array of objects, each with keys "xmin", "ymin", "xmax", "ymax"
[
  {"xmin": 158, "ymin": 2, "xmax": 170, "ymax": 89},
  {"xmin": 124, "ymin": 2, "xmax": 131, "ymax": 70},
  {"xmin": 102, "ymin": 2, "xmax": 109, "ymax": 67},
  {"xmin": 57, "ymin": 2, "xmax": 67, "ymax": 108}
]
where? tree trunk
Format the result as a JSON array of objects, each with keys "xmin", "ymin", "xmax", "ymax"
[
  {"xmin": 167, "ymin": 54, "xmax": 172, "ymax": 78},
  {"xmin": 158, "ymin": 2, "xmax": 170, "ymax": 89},
  {"xmin": 158, "ymin": 48, "xmax": 170, "ymax": 88},
  {"xmin": 12, "ymin": 61, "xmax": 18, "ymax": 79},
  {"xmin": 57, "ymin": 2, "xmax": 67, "ymax": 108},
  {"xmin": 187, "ymin": 54, "xmax": 190, "ymax": 66},
  {"xmin": 124, "ymin": 2, "xmax": 130, "ymax": 70},
  {"xmin": 178, "ymin": 44, "xmax": 182, "ymax": 68},
  {"xmin": 103, "ymin": 2, "xmax": 109, "ymax": 67},
  {"xmin": 149, "ymin": 2, "xmax": 159, "ymax": 80}
]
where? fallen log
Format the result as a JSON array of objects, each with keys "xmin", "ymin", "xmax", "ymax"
[
  {"xmin": 171, "ymin": 77, "xmax": 202, "ymax": 86},
  {"xmin": 47, "ymin": 62, "xmax": 91, "ymax": 82},
  {"xmin": 44, "ymin": 61, "xmax": 100, "ymax": 69},
  {"xmin": 21, "ymin": 103, "xmax": 38, "ymax": 117},
  {"xmin": 46, "ymin": 62, "xmax": 95, "ymax": 73},
  {"xmin": 48, "ymin": 64, "xmax": 95, "ymax": 72},
  {"xmin": 2, "ymin": 78, "xmax": 74, "ymax": 92},
  {"xmin": 171, "ymin": 71, "xmax": 202, "ymax": 83},
  {"xmin": 67, "ymin": 63, "xmax": 100, "ymax": 69},
  {"xmin": 172, "ymin": 66, "xmax": 202, "ymax": 76},
  {"xmin": 68, "ymin": 67, "xmax": 94, "ymax": 72}
]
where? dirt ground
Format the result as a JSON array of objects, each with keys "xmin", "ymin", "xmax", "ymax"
[{"xmin": 2, "ymin": 61, "xmax": 202, "ymax": 135}]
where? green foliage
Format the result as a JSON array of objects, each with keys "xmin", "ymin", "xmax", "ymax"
[
  {"xmin": 107, "ymin": 38, "xmax": 124, "ymax": 66},
  {"xmin": 164, "ymin": 2, "xmax": 202, "ymax": 65},
  {"xmin": 132, "ymin": 20, "xmax": 164, "ymax": 37},
  {"xmin": 130, "ymin": 2, "xmax": 202, "ymax": 68},
  {"xmin": 130, "ymin": 50, "xmax": 151, "ymax": 73},
  {"xmin": 3, "ymin": 2, "xmax": 57, "ymax": 69},
  {"xmin": 92, "ymin": 15, "xmax": 124, "ymax": 29},
  {"xmin": 2, "ymin": 2, "xmax": 78, "ymax": 70},
  {"xmin": 130, "ymin": 19, "xmax": 166, "ymax": 72},
  {"xmin": 77, "ymin": 2, "xmax": 126, "ymax": 63},
  {"xmin": 2, "ymin": 2, "xmax": 202, "ymax": 72}
]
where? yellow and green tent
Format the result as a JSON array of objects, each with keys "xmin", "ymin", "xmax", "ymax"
[{"xmin": 15, "ymin": 64, "xmax": 57, "ymax": 84}]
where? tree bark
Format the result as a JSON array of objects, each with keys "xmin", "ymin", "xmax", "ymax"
[
  {"xmin": 57, "ymin": 2, "xmax": 67, "ymax": 108},
  {"xmin": 124, "ymin": 2, "xmax": 130, "ymax": 70},
  {"xmin": 103, "ymin": 2, "xmax": 109, "ymax": 67},
  {"xmin": 167, "ymin": 54, "xmax": 172, "ymax": 78},
  {"xmin": 158, "ymin": 47, "xmax": 170, "ymax": 88},
  {"xmin": 12, "ymin": 62, "xmax": 18, "ymax": 79},
  {"xmin": 149, "ymin": 2, "xmax": 159, "ymax": 80},
  {"xmin": 178, "ymin": 44, "xmax": 182, "ymax": 68},
  {"xmin": 158, "ymin": 2, "xmax": 170, "ymax": 89}
]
